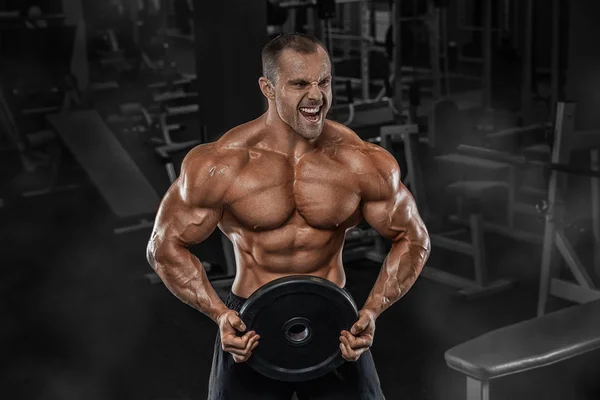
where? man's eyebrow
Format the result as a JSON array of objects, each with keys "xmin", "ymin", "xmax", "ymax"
[
  {"xmin": 288, "ymin": 79, "xmax": 309, "ymax": 84},
  {"xmin": 288, "ymin": 76, "xmax": 331, "ymax": 84}
]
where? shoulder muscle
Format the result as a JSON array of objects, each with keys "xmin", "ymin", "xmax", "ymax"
[
  {"xmin": 359, "ymin": 143, "xmax": 402, "ymax": 202},
  {"xmin": 178, "ymin": 143, "xmax": 248, "ymax": 208}
]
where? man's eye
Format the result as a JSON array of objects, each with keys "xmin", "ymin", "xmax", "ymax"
[
  {"xmin": 295, "ymin": 82, "xmax": 307, "ymax": 87},
  {"xmin": 320, "ymin": 80, "xmax": 330, "ymax": 86}
]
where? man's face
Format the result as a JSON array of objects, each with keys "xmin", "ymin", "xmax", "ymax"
[{"xmin": 266, "ymin": 47, "xmax": 332, "ymax": 140}]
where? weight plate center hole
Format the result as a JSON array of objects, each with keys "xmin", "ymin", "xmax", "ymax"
[
  {"xmin": 283, "ymin": 317, "xmax": 313, "ymax": 345},
  {"xmin": 287, "ymin": 323, "xmax": 309, "ymax": 342}
]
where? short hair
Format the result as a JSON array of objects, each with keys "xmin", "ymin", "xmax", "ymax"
[{"xmin": 261, "ymin": 33, "xmax": 329, "ymax": 83}]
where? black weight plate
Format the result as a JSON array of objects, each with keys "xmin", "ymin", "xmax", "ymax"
[{"xmin": 239, "ymin": 275, "xmax": 358, "ymax": 382}]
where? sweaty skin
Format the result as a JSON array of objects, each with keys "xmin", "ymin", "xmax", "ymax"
[{"xmin": 147, "ymin": 46, "xmax": 431, "ymax": 363}]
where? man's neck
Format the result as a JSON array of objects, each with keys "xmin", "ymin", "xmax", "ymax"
[{"xmin": 262, "ymin": 107, "xmax": 318, "ymax": 159}]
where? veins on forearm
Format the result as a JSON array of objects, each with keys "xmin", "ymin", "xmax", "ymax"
[
  {"xmin": 364, "ymin": 235, "xmax": 430, "ymax": 317},
  {"xmin": 153, "ymin": 241, "xmax": 226, "ymax": 321}
]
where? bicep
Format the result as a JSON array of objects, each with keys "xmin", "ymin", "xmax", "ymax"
[
  {"xmin": 152, "ymin": 180, "xmax": 223, "ymax": 248},
  {"xmin": 362, "ymin": 182, "xmax": 425, "ymax": 241},
  {"xmin": 360, "ymin": 146, "xmax": 428, "ymax": 241}
]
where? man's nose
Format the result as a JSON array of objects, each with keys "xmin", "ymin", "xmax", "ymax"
[{"xmin": 307, "ymin": 82, "xmax": 323, "ymax": 100}]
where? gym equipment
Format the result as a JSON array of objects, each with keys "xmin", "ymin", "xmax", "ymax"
[
  {"xmin": 338, "ymin": 0, "xmax": 372, "ymax": 102},
  {"xmin": 0, "ymin": 25, "xmax": 82, "ymax": 197},
  {"xmin": 457, "ymin": 144, "xmax": 600, "ymax": 179},
  {"xmin": 431, "ymin": 109, "xmax": 549, "ymax": 245},
  {"xmin": 483, "ymin": 122, "xmax": 549, "ymax": 151},
  {"xmin": 0, "ymin": 84, "xmax": 31, "ymax": 171},
  {"xmin": 155, "ymin": 138, "xmax": 200, "ymax": 183},
  {"xmin": 0, "ymin": 9, "xmax": 65, "ymax": 29},
  {"xmin": 147, "ymin": 73, "xmax": 196, "ymax": 90},
  {"xmin": 387, "ymin": 0, "xmax": 450, "ymax": 112},
  {"xmin": 239, "ymin": 275, "xmax": 358, "ymax": 382},
  {"xmin": 345, "ymin": 226, "xmax": 380, "ymax": 241},
  {"xmin": 374, "ymin": 123, "xmax": 513, "ymax": 297},
  {"xmin": 343, "ymin": 224, "xmax": 385, "ymax": 263},
  {"xmin": 537, "ymin": 103, "xmax": 600, "ymax": 316},
  {"xmin": 519, "ymin": 0, "xmax": 562, "ymax": 124},
  {"xmin": 454, "ymin": 129, "xmax": 600, "ymax": 246},
  {"xmin": 329, "ymin": 98, "xmax": 398, "ymax": 129},
  {"xmin": 433, "ymin": 155, "xmax": 542, "ymax": 246},
  {"xmin": 46, "ymin": 110, "xmax": 161, "ymax": 234},
  {"xmin": 445, "ymin": 299, "xmax": 600, "ymax": 400},
  {"xmin": 130, "ymin": 84, "xmax": 201, "ymax": 182},
  {"xmin": 118, "ymin": 79, "xmax": 200, "ymax": 146},
  {"xmin": 447, "ymin": 104, "xmax": 600, "ymax": 304}
]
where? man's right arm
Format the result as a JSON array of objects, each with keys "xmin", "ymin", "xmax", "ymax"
[{"xmin": 146, "ymin": 145, "xmax": 236, "ymax": 323}]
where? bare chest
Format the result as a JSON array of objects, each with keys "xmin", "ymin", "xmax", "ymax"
[{"xmin": 225, "ymin": 150, "xmax": 362, "ymax": 230}]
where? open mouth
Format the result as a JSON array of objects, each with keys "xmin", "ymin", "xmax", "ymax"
[{"xmin": 299, "ymin": 105, "xmax": 322, "ymax": 123}]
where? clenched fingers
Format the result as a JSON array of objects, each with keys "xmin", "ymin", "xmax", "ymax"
[
  {"xmin": 222, "ymin": 331, "xmax": 260, "ymax": 352},
  {"xmin": 227, "ymin": 339, "xmax": 259, "ymax": 355},
  {"xmin": 339, "ymin": 342, "xmax": 369, "ymax": 362},
  {"xmin": 340, "ymin": 331, "xmax": 372, "ymax": 350},
  {"xmin": 223, "ymin": 333, "xmax": 260, "ymax": 363},
  {"xmin": 339, "ymin": 326, "xmax": 374, "ymax": 362},
  {"xmin": 229, "ymin": 340, "xmax": 260, "ymax": 363}
]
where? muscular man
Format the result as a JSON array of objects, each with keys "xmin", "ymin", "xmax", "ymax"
[{"xmin": 147, "ymin": 33, "xmax": 430, "ymax": 399}]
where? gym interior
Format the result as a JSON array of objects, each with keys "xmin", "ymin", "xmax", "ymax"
[{"xmin": 1, "ymin": 0, "xmax": 599, "ymax": 398}]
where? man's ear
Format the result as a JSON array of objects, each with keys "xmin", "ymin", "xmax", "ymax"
[{"xmin": 259, "ymin": 77, "xmax": 275, "ymax": 100}]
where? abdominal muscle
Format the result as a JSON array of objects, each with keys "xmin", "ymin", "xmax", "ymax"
[{"xmin": 224, "ymin": 222, "xmax": 349, "ymax": 299}]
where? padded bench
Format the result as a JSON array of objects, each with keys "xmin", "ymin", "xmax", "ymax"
[
  {"xmin": 446, "ymin": 180, "xmax": 508, "ymax": 200},
  {"xmin": 435, "ymin": 153, "xmax": 511, "ymax": 171},
  {"xmin": 423, "ymin": 179, "xmax": 513, "ymax": 298},
  {"xmin": 445, "ymin": 299, "xmax": 600, "ymax": 399}
]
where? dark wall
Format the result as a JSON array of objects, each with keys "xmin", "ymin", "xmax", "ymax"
[
  {"xmin": 565, "ymin": 0, "xmax": 600, "ymax": 129},
  {"xmin": 1, "ymin": 0, "xmax": 63, "ymax": 14},
  {"xmin": 194, "ymin": 1, "xmax": 268, "ymax": 139}
]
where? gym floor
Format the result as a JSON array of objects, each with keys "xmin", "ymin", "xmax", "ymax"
[{"xmin": 2, "ymin": 123, "xmax": 599, "ymax": 400}]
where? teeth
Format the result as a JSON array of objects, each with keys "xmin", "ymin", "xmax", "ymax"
[{"xmin": 300, "ymin": 106, "xmax": 320, "ymax": 114}]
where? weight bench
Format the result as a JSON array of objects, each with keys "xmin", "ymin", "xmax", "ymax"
[
  {"xmin": 438, "ymin": 151, "xmax": 544, "ymax": 244},
  {"xmin": 484, "ymin": 123, "xmax": 548, "ymax": 151},
  {"xmin": 47, "ymin": 110, "xmax": 161, "ymax": 234},
  {"xmin": 425, "ymin": 180, "xmax": 514, "ymax": 298},
  {"xmin": 329, "ymin": 98, "xmax": 398, "ymax": 130},
  {"xmin": 427, "ymin": 155, "xmax": 516, "ymax": 297},
  {"xmin": 445, "ymin": 299, "xmax": 600, "ymax": 400}
]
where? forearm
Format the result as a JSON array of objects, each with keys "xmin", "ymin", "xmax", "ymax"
[
  {"xmin": 362, "ymin": 233, "xmax": 430, "ymax": 318},
  {"xmin": 147, "ymin": 241, "xmax": 228, "ymax": 323}
]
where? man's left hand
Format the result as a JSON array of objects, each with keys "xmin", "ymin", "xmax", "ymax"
[{"xmin": 339, "ymin": 309, "xmax": 376, "ymax": 362}]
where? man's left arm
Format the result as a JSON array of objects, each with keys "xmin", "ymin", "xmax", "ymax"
[
  {"xmin": 361, "ymin": 147, "xmax": 430, "ymax": 316},
  {"xmin": 340, "ymin": 145, "xmax": 431, "ymax": 361}
]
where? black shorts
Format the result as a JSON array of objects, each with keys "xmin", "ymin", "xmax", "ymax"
[{"xmin": 207, "ymin": 291, "xmax": 385, "ymax": 400}]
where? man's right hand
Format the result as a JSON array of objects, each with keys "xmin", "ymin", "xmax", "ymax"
[{"xmin": 217, "ymin": 310, "xmax": 260, "ymax": 363}]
